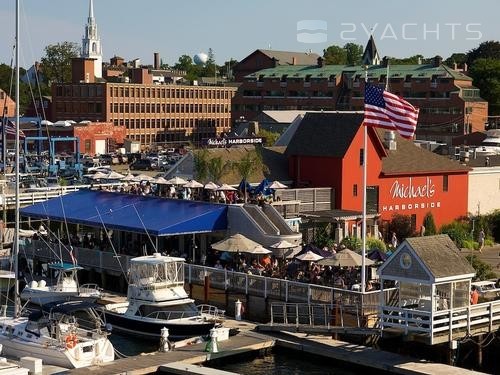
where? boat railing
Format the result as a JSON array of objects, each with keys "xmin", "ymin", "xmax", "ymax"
[
  {"xmin": 143, "ymin": 310, "xmax": 202, "ymax": 321},
  {"xmin": 79, "ymin": 283, "xmax": 102, "ymax": 295},
  {"xmin": 197, "ymin": 304, "xmax": 226, "ymax": 321}
]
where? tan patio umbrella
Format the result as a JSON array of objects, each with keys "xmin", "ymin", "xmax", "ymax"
[
  {"xmin": 154, "ymin": 176, "xmax": 170, "ymax": 184},
  {"xmin": 122, "ymin": 173, "xmax": 136, "ymax": 181},
  {"xmin": 167, "ymin": 176, "xmax": 188, "ymax": 185},
  {"xmin": 132, "ymin": 174, "xmax": 155, "ymax": 182},
  {"xmin": 318, "ymin": 249, "xmax": 375, "ymax": 267},
  {"xmin": 211, "ymin": 233, "xmax": 262, "ymax": 253},
  {"xmin": 216, "ymin": 183, "xmax": 237, "ymax": 191},
  {"xmin": 244, "ymin": 245, "xmax": 272, "ymax": 255},
  {"xmin": 91, "ymin": 171, "xmax": 108, "ymax": 180},
  {"xmin": 204, "ymin": 181, "xmax": 219, "ymax": 190},
  {"xmin": 184, "ymin": 179, "xmax": 204, "ymax": 188},
  {"xmin": 103, "ymin": 171, "xmax": 125, "ymax": 180},
  {"xmin": 295, "ymin": 250, "xmax": 324, "ymax": 262},
  {"xmin": 270, "ymin": 240, "xmax": 296, "ymax": 249}
]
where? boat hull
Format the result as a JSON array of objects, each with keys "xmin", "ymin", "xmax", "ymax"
[
  {"xmin": 104, "ymin": 310, "xmax": 216, "ymax": 340},
  {"xmin": 20, "ymin": 290, "xmax": 98, "ymax": 306}
]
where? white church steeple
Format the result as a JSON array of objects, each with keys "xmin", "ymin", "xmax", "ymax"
[{"xmin": 81, "ymin": 0, "xmax": 102, "ymax": 78}]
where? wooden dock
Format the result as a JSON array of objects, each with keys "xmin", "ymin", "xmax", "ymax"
[{"xmin": 61, "ymin": 319, "xmax": 488, "ymax": 375}]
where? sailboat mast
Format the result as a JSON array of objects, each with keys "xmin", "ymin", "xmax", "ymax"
[{"xmin": 14, "ymin": 0, "xmax": 20, "ymax": 317}]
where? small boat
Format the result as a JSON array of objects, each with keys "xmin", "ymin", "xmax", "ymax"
[
  {"xmin": 20, "ymin": 262, "xmax": 101, "ymax": 306},
  {"xmin": 0, "ymin": 300, "xmax": 114, "ymax": 368},
  {"xmin": 103, "ymin": 253, "xmax": 224, "ymax": 340}
]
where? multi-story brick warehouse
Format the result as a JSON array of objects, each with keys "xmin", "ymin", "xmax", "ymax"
[
  {"xmin": 232, "ymin": 56, "xmax": 488, "ymax": 143},
  {"xmin": 51, "ymin": 81, "xmax": 237, "ymax": 147}
]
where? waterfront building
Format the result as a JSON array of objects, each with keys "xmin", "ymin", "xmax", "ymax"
[
  {"xmin": 285, "ymin": 112, "xmax": 470, "ymax": 234},
  {"xmin": 232, "ymin": 41, "xmax": 488, "ymax": 143},
  {"xmin": 232, "ymin": 49, "xmax": 321, "ymax": 83},
  {"xmin": 52, "ymin": 58, "xmax": 236, "ymax": 147},
  {"xmin": 0, "ymin": 89, "xmax": 15, "ymax": 118}
]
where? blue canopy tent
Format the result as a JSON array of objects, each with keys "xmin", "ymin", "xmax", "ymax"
[
  {"xmin": 367, "ymin": 249, "xmax": 388, "ymax": 262},
  {"xmin": 20, "ymin": 190, "xmax": 228, "ymax": 236},
  {"xmin": 297, "ymin": 244, "xmax": 332, "ymax": 258},
  {"xmin": 254, "ymin": 178, "xmax": 272, "ymax": 196}
]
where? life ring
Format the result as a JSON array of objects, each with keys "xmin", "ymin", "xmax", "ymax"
[{"xmin": 65, "ymin": 334, "xmax": 78, "ymax": 349}]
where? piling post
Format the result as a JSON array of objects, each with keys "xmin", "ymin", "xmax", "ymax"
[{"xmin": 204, "ymin": 274, "xmax": 210, "ymax": 303}]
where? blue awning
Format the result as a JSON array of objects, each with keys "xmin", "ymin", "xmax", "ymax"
[{"xmin": 20, "ymin": 190, "xmax": 228, "ymax": 236}]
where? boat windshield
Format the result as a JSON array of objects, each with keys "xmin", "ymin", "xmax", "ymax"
[{"xmin": 130, "ymin": 261, "xmax": 184, "ymax": 287}]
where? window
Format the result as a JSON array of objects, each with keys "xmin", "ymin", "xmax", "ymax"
[
  {"xmin": 85, "ymin": 140, "xmax": 91, "ymax": 153},
  {"xmin": 443, "ymin": 175, "xmax": 449, "ymax": 192},
  {"xmin": 359, "ymin": 149, "xmax": 364, "ymax": 166},
  {"xmin": 353, "ymin": 184, "xmax": 358, "ymax": 197}
]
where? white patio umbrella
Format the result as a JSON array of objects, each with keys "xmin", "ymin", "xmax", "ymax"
[
  {"xmin": 184, "ymin": 179, "xmax": 204, "ymax": 188},
  {"xmin": 211, "ymin": 233, "xmax": 262, "ymax": 253},
  {"xmin": 216, "ymin": 184, "xmax": 237, "ymax": 191},
  {"xmin": 270, "ymin": 240, "xmax": 296, "ymax": 249},
  {"xmin": 103, "ymin": 171, "xmax": 125, "ymax": 180},
  {"xmin": 318, "ymin": 249, "xmax": 375, "ymax": 267},
  {"xmin": 269, "ymin": 180, "xmax": 288, "ymax": 189},
  {"xmin": 204, "ymin": 181, "xmax": 219, "ymax": 190},
  {"xmin": 133, "ymin": 174, "xmax": 155, "ymax": 182},
  {"xmin": 244, "ymin": 245, "xmax": 272, "ymax": 255},
  {"xmin": 122, "ymin": 173, "xmax": 136, "ymax": 181},
  {"xmin": 295, "ymin": 250, "xmax": 324, "ymax": 262},
  {"xmin": 167, "ymin": 176, "xmax": 188, "ymax": 185},
  {"xmin": 91, "ymin": 171, "xmax": 108, "ymax": 180}
]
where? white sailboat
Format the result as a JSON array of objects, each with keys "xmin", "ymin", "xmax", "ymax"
[{"xmin": 0, "ymin": 1, "xmax": 115, "ymax": 368}]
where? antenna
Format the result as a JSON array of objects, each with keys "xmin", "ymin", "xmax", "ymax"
[{"xmin": 132, "ymin": 204, "xmax": 158, "ymax": 255}]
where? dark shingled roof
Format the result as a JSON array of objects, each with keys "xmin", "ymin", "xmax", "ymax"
[
  {"xmin": 379, "ymin": 129, "xmax": 471, "ymax": 175},
  {"xmin": 257, "ymin": 49, "xmax": 320, "ymax": 66},
  {"xmin": 405, "ymin": 235, "xmax": 475, "ymax": 279},
  {"xmin": 285, "ymin": 112, "xmax": 364, "ymax": 157}
]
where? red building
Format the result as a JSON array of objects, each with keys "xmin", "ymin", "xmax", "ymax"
[
  {"xmin": 22, "ymin": 121, "xmax": 126, "ymax": 155},
  {"xmin": 285, "ymin": 112, "xmax": 470, "ymax": 234}
]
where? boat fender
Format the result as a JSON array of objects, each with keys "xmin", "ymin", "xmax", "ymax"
[{"xmin": 65, "ymin": 334, "xmax": 78, "ymax": 349}]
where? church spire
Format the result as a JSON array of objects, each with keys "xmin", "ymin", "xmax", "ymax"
[
  {"xmin": 361, "ymin": 35, "xmax": 381, "ymax": 66},
  {"xmin": 82, "ymin": 0, "xmax": 102, "ymax": 78}
]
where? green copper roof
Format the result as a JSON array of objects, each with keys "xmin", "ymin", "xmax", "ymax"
[{"xmin": 247, "ymin": 64, "xmax": 472, "ymax": 81}]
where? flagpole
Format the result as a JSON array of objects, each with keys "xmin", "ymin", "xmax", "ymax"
[{"xmin": 361, "ymin": 66, "xmax": 368, "ymax": 294}]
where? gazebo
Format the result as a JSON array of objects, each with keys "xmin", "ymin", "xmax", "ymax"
[{"xmin": 377, "ymin": 234, "xmax": 476, "ymax": 345}]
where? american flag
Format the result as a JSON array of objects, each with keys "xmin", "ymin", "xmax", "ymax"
[
  {"xmin": 364, "ymin": 84, "xmax": 419, "ymax": 139},
  {"xmin": 0, "ymin": 119, "xmax": 25, "ymax": 138}
]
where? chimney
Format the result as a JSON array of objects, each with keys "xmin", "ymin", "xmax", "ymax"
[
  {"xmin": 154, "ymin": 52, "xmax": 160, "ymax": 70},
  {"xmin": 433, "ymin": 55, "xmax": 443, "ymax": 67},
  {"xmin": 317, "ymin": 56, "xmax": 324, "ymax": 68},
  {"xmin": 417, "ymin": 56, "xmax": 422, "ymax": 65},
  {"xmin": 453, "ymin": 62, "xmax": 458, "ymax": 70},
  {"xmin": 382, "ymin": 56, "xmax": 389, "ymax": 67},
  {"xmin": 248, "ymin": 121, "xmax": 259, "ymax": 136},
  {"xmin": 272, "ymin": 57, "xmax": 279, "ymax": 68},
  {"xmin": 383, "ymin": 131, "xmax": 397, "ymax": 151},
  {"xmin": 292, "ymin": 56, "xmax": 297, "ymax": 65},
  {"xmin": 463, "ymin": 63, "xmax": 468, "ymax": 72}
]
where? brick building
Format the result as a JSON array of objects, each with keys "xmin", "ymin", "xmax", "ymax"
[
  {"xmin": 232, "ymin": 49, "xmax": 321, "ymax": 82},
  {"xmin": 22, "ymin": 121, "xmax": 126, "ymax": 155},
  {"xmin": 51, "ymin": 60, "xmax": 237, "ymax": 147},
  {"xmin": 232, "ymin": 56, "xmax": 488, "ymax": 143},
  {"xmin": 1, "ymin": 89, "xmax": 16, "ymax": 117},
  {"xmin": 285, "ymin": 112, "xmax": 471, "ymax": 235}
]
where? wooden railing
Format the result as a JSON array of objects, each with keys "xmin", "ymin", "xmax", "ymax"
[{"xmin": 381, "ymin": 301, "xmax": 500, "ymax": 345}]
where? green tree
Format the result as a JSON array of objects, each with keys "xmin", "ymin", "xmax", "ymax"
[
  {"xmin": 193, "ymin": 149, "xmax": 210, "ymax": 182},
  {"xmin": 467, "ymin": 40, "xmax": 500, "ymax": 65},
  {"xmin": 488, "ymin": 209, "xmax": 500, "ymax": 242},
  {"xmin": 207, "ymin": 156, "xmax": 232, "ymax": 184},
  {"xmin": 445, "ymin": 53, "xmax": 467, "ymax": 67},
  {"xmin": 469, "ymin": 58, "xmax": 500, "ymax": 115},
  {"xmin": 323, "ymin": 45, "xmax": 347, "ymax": 65},
  {"xmin": 366, "ymin": 237, "xmax": 386, "ymax": 251},
  {"xmin": 203, "ymin": 48, "xmax": 217, "ymax": 78},
  {"xmin": 234, "ymin": 150, "xmax": 268, "ymax": 201},
  {"xmin": 389, "ymin": 55, "xmax": 427, "ymax": 65},
  {"xmin": 389, "ymin": 214, "xmax": 413, "ymax": 241},
  {"xmin": 344, "ymin": 43, "xmax": 363, "ymax": 65},
  {"xmin": 219, "ymin": 58, "xmax": 238, "ymax": 80},
  {"xmin": 422, "ymin": 212, "xmax": 437, "ymax": 236},
  {"xmin": 258, "ymin": 129, "xmax": 280, "ymax": 146},
  {"xmin": 313, "ymin": 223, "xmax": 334, "ymax": 249},
  {"xmin": 41, "ymin": 41, "xmax": 79, "ymax": 83}
]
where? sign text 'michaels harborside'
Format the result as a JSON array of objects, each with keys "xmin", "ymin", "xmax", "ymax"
[{"xmin": 203, "ymin": 137, "xmax": 265, "ymax": 148}]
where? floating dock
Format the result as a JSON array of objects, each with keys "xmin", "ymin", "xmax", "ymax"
[{"xmin": 63, "ymin": 319, "xmax": 487, "ymax": 375}]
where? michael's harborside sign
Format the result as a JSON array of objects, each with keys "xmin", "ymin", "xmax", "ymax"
[
  {"xmin": 203, "ymin": 137, "xmax": 265, "ymax": 148},
  {"xmin": 382, "ymin": 177, "xmax": 441, "ymax": 213}
]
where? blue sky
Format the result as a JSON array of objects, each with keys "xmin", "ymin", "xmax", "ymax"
[{"xmin": 1, "ymin": 0, "xmax": 499, "ymax": 68}]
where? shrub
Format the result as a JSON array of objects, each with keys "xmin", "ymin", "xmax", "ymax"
[
  {"xmin": 340, "ymin": 236, "xmax": 362, "ymax": 251},
  {"xmin": 366, "ymin": 237, "xmax": 387, "ymax": 251},
  {"xmin": 422, "ymin": 212, "xmax": 437, "ymax": 235},
  {"xmin": 465, "ymin": 255, "xmax": 496, "ymax": 281},
  {"xmin": 439, "ymin": 220, "xmax": 471, "ymax": 248}
]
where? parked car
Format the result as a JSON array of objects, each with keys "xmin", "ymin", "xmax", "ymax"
[
  {"xmin": 129, "ymin": 159, "xmax": 153, "ymax": 170},
  {"xmin": 472, "ymin": 281, "xmax": 500, "ymax": 302}
]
